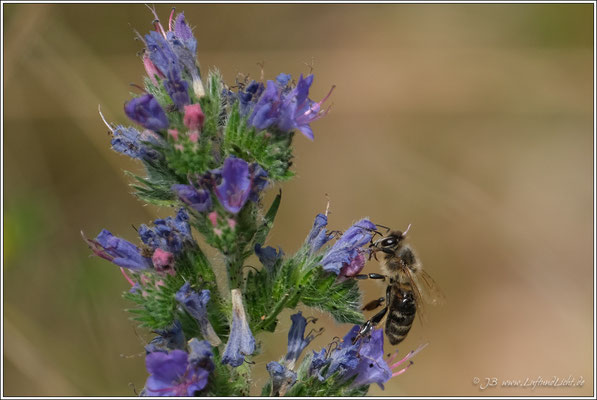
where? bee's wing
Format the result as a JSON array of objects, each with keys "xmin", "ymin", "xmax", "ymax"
[
  {"xmin": 402, "ymin": 267, "xmax": 445, "ymax": 325},
  {"xmin": 414, "ymin": 269, "xmax": 446, "ymax": 306}
]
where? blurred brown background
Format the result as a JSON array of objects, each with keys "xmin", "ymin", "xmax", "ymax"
[{"xmin": 3, "ymin": 3, "xmax": 593, "ymax": 396}]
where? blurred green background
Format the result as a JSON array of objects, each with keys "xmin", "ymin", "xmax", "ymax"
[{"xmin": 3, "ymin": 3, "xmax": 593, "ymax": 396}]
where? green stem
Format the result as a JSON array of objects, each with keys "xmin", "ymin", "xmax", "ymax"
[{"xmin": 254, "ymin": 293, "xmax": 290, "ymax": 332}]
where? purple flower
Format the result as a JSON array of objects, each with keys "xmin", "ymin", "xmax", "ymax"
[
  {"xmin": 285, "ymin": 312, "xmax": 319, "ymax": 367},
  {"xmin": 144, "ymin": 30, "xmax": 180, "ymax": 78},
  {"xmin": 212, "ymin": 157, "xmax": 269, "ymax": 214},
  {"xmin": 248, "ymin": 163, "xmax": 269, "ymax": 202},
  {"xmin": 266, "ymin": 361, "xmax": 297, "ymax": 396},
  {"xmin": 309, "ymin": 325, "xmax": 391, "ymax": 389},
  {"xmin": 248, "ymin": 74, "xmax": 333, "ymax": 140},
  {"xmin": 110, "ymin": 126, "xmax": 143, "ymax": 158},
  {"xmin": 214, "ymin": 157, "xmax": 252, "ymax": 214},
  {"xmin": 222, "ymin": 289, "xmax": 255, "ymax": 367},
  {"xmin": 276, "ymin": 73, "xmax": 292, "ymax": 87},
  {"xmin": 247, "ymin": 80, "xmax": 279, "ymax": 131},
  {"xmin": 175, "ymin": 283, "xmax": 221, "ymax": 347},
  {"xmin": 339, "ymin": 252, "xmax": 366, "ymax": 278},
  {"xmin": 110, "ymin": 125, "xmax": 163, "ymax": 160},
  {"xmin": 145, "ymin": 320, "xmax": 186, "ymax": 354},
  {"xmin": 187, "ymin": 338, "xmax": 214, "ymax": 370},
  {"xmin": 235, "ymin": 80, "xmax": 265, "ymax": 116},
  {"xmin": 305, "ymin": 213, "xmax": 334, "ymax": 254},
  {"xmin": 82, "ymin": 229, "xmax": 151, "ymax": 271},
  {"xmin": 163, "ymin": 69, "xmax": 190, "ymax": 111},
  {"xmin": 138, "ymin": 209, "xmax": 192, "ymax": 254},
  {"xmin": 124, "ymin": 93, "xmax": 169, "ymax": 132},
  {"xmin": 320, "ymin": 219, "xmax": 376, "ymax": 275},
  {"xmin": 173, "ymin": 12, "xmax": 197, "ymax": 55},
  {"xmin": 142, "ymin": 340, "xmax": 213, "ymax": 397},
  {"xmin": 343, "ymin": 326, "xmax": 392, "ymax": 388},
  {"xmin": 254, "ymin": 243, "xmax": 283, "ymax": 274},
  {"xmin": 172, "ymin": 184, "xmax": 212, "ymax": 213}
]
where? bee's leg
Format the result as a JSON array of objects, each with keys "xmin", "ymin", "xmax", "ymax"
[
  {"xmin": 354, "ymin": 273, "xmax": 387, "ymax": 280},
  {"xmin": 353, "ymin": 305, "xmax": 388, "ymax": 344},
  {"xmin": 362, "ymin": 297, "xmax": 385, "ymax": 311},
  {"xmin": 353, "ymin": 285, "xmax": 392, "ymax": 344}
]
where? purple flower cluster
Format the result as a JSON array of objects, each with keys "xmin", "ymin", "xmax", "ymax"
[
  {"xmin": 310, "ymin": 325, "xmax": 391, "ymax": 389},
  {"xmin": 122, "ymin": 11, "xmax": 203, "ymax": 137},
  {"xmin": 320, "ymin": 219, "xmax": 376, "ymax": 276},
  {"xmin": 138, "ymin": 208, "xmax": 192, "ymax": 254},
  {"xmin": 82, "ymin": 209, "xmax": 194, "ymax": 277},
  {"xmin": 239, "ymin": 73, "xmax": 333, "ymax": 140},
  {"xmin": 142, "ymin": 338, "xmax": 214, "ymax": 396},
  {"xmin": 303, "ymin": 214, "xmax": 375, "ymax": 277},
  {"xmin": 172, "ymin": 156, "xmax": 269, "ymax": 215}
]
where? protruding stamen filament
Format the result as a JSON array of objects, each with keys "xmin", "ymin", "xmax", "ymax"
[
  {"xmin": 389, "ymin": 342, "xmax": 428, "ymax": 370},
  {"xmin": 391, "ymin": 361, "xmax": 414, "ymax": 377},
  {"xmin": 98, "ymin": 105, "xmax": 114, "ymax": 132},
  {"xmin": 145, "ymin": 4, "xmax": 167, "ymax": 38},
  {"xmin": 168, "ymin": 7, "xmax": 176, "ymax": 31},
  {"xmin": 129, "ymin": 83, "xmax": 146, "ymax": 92},
  {"xmin": 120, "ymin": 267, "xmax": 136, "ymax": 287}
]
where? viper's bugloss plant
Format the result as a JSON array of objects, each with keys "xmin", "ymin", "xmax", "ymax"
[{"xmin": 82, "ymin": 7, "xmax": 425, "ymax": 396}]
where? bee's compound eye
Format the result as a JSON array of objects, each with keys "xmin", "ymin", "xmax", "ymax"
[{"xmin": 381, "ymin": 238, "xmax": 396, "ymax": 247}]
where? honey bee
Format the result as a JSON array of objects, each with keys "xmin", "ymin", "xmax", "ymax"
[{"xmin": 355, "ymin": 224, "xmax": 444, "ymax": 345}]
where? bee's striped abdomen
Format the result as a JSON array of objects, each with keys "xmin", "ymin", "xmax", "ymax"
[{"xmin": 385, "ymin": 286, "xmax": 417, "ymax": 345}]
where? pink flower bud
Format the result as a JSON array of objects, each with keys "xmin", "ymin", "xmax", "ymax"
[
  {"xmin": 188, "ymin": 130, "xmax": 200, "ymax": 143},
  {"xmin": 183, "ymin": 104, "xmax": 205, "ymax": 131},
  {"xmin": 227, "ymin": 218, "xmax": 237, "ymax": 230},
  {"xmin": 152, "ymin": 248, "xmax": 175, "ymax": 276},
  {"xmin": 143, "ymin": 54, "xmax": 165, "ymax": 86},
  {"xmin": 174, "ymin": 144, "xmax": 184, "ymax": 152},
  {"xmin": 168, "ymin": 129, "xmax": 179, "ymax": 141},
  {"xmin": 208, "ymin": 211, "xmax": 218, "ymax": 227}
]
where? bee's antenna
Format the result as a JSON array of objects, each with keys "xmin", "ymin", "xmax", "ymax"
[
  {"xmin": 373, "ymin": 223, "xmax": 392, "ymax": 233},
  {"xmin": 402, "ymin": 224, "xmax": 412, "ymax": 237}
]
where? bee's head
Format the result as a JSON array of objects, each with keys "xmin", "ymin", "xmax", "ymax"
[
  {"xmin": 370, "ymin": 224, "xmax": 411, "ymax": 251},
  {"xmin": 373, "ymin": 232, "xmax": 402, "ymax": 250}
]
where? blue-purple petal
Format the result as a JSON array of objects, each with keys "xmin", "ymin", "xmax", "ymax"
[
  {"xmin": 285, "ymin": 312, "xmax": 315, "ymax": 364},
  {"xmin": 214, "ymin": 157, "xmax": 252, "ymax": 214},
  {"xmin": 124, "ymin": 94, "xmax": 169, "ymax": 131},
  {"xmin": 95, "ymin": 229, "xmax": 150, "ymax": 271},
  {"xmin": 320, "ymin": 219, "xmax": 376, "ymax": 275},
  {"xmin": 305, "ymin": 213, "xmax": 334, "ymax": 254},
  {"xmin": 138, "ymin": 209, "xmax": 192, "ymax": 254},
  {"xmin": 172, "ymin": 184, "xmax": 213, "ymax": 213},
  {"xmin": 222, "ymin": 289, "xmax": 255, "ymax": 367}
]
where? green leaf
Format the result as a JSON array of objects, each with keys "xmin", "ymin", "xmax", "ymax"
[{"xmin": 301, "ymin": 267, "xmax": 365, "ymax": 324}]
